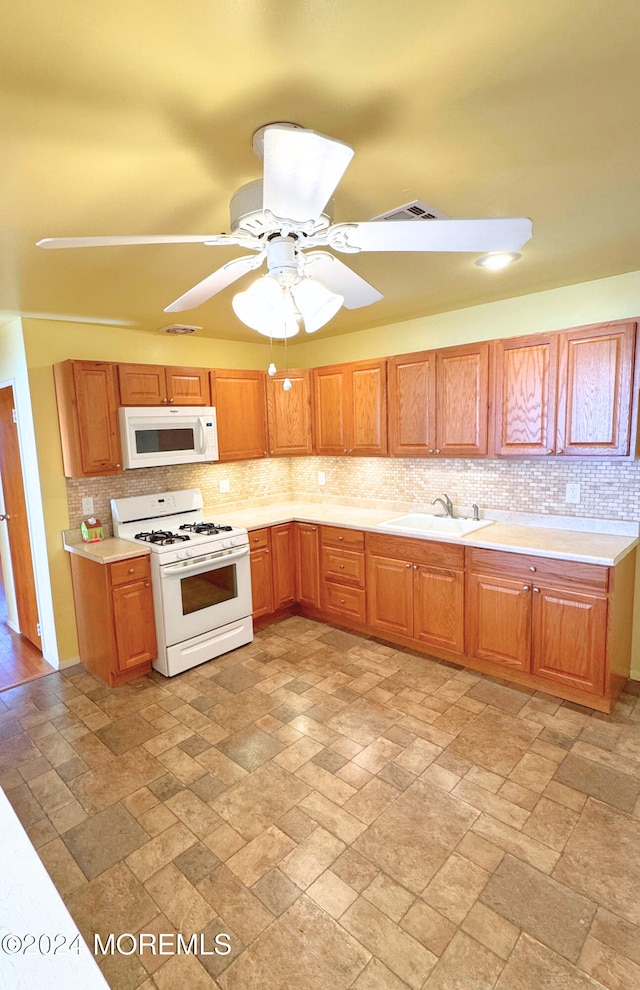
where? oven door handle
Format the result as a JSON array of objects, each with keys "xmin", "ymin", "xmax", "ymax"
[{"xmin": 161, "ymin": 545, "xmax": 249, "ymax": 576}]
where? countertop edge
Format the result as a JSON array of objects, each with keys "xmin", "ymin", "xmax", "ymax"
[{"xmin": 63, "ymin": 531, "xmax": 151, "ymax": 564}]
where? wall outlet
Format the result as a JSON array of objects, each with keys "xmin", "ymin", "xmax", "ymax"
[
  {"xmin": 318, "ymin": 471, "xmax": 326, "ymax": 486},
  {"xmin": 219, "ymin": 479, "xmax": 230, "ymax": 494},
  {"xmin": 81, "ymin": 497, "xmax": 94, "ymax": 516},
  {"xmin": 565, "ymin": 483, "xmax": 581, "ymax": 504}
]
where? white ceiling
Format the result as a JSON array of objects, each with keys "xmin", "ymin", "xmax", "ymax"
[{"xmin": 2, "ymin": 0, "xmax": 640, "ymax": 341}]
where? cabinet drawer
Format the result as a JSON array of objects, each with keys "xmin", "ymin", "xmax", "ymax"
[
  {"xmin": 321, "ymin": 525, "xmax": 365, "ymax": 550},
  {"xmin": 468, "ymin": 548, "xmax": 608, "ymax": 592},
  {"xmin": 249, "ymin": 528, "xmax": 271, "ymax": 551},
  {"xmin": 366, "ymin": 531, "xmax": 464, "ymax": 568},
  {"xmin": 110, "ymin": 556, "xmax": 151, "ymax": 587},
  {"xmin": 323, "ymin": 583, "xmax": 367, "ymax": 623},
  {"xmin": 321, "ymin": 547, "xmax": 365, "ymax": 587}
]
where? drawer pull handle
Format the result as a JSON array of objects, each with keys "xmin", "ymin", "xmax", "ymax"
[
  {"xmin": 405, "ymin": 562, "xmax": 411, "ymax": 568},
  {"xmin": 340, "ymin": 598, "xmax": 345, "ymax": 604},
  {"xmin": 145, "ymin": 582, "xmax": 150, "ymax": 588},
  {"xmin": 128, "ymin": 568, "xmax": 135, "ymax": 573},
  {"xmin": 338, "ymin": 536, "xmax": 344, "ymax": 541},
  {"xmin": 523, "ymin": 585, "xmax": 530, "ymax": 591},
  {"xmin": 529, "ymin": 566, "xmax": 536, "ymax": 572},
  {"xmin": 339, "ymin": 564, "xmax": 345, "ymax": 569},
  {"xmin": 533, "ymin": 587, "xmax": 540, "ymax": 593}
]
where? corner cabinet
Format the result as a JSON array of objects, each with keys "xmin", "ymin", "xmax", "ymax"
[
  {"xmin": 54, "ymin": 360, "xmax": 123, "ymax": 478},
  {"xmin": 210, "ymin": 369, "xmax": 269, "ymax": 461},
  {"xmin": 249, "ymin": 523, "xmax": 296, "ymax": 621},
  {"xmin": 313, "ymin": 359, "xmax": 387, "ymax": 456},
  {"xmin": 388, "ymin": 342, "xmax": 489, "ymax": 457},
  {"xmin": 68, "ymin": 553, "xmax": 156, "ymax": 686}
]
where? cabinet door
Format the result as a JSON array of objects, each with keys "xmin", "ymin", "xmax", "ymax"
[
  {"xmin": 54, "ymin": 361, "xmax": 122, "ymax": 477},
  {"xmin": 531, "ymin": 586, "xmax": 606, "ymax": 694},
  {"xmin": 118, "ymin": 364, "xmax": 167, "ymax": 404},
  {"xmin": 166, "ymin": 366, "xmax": 211, "ymax": 405},
  {"xmin": 436, "ymin": 343, "xmax": 489, "ymax": 456},
  {"xmin": 112, "ymin": 580, "xmax": 157, "ymax": 671},
  {"xmin": 388, "ymin": 351, "xmax": 437, "ymax": 456},
  {"xmin": 211, "ymin": 370, "xmax": 268, "ymax": 461},
  {"xmin": 295, "ymin": 523, "xmax": 320, "ymax": 607},
  {"xmin": 313, "ymin": 365, "xmax": 348, "ymax": 455},
  {"xmin": 494, "ymin": 335, "xmax": 559, "ymax": 456},
  {"xmin": 366, "ymin": 553, "xmax": 413, "ymax": 637},
  {"xmin": 413, "ymin": 565, "xmax": 464, "ymax": 654},
  {"xmin": 467, "ymin": 572, "xmax": 531, "ymax": 670},
  {"xmin": 271, "ymin": 523, "xmax": 296, "ymax": 609},
  {"xmin": 556, "ymin": 322, "xmax": 636, "ymax": 456},
  {"xmin": 349, "ymin": 360, "xmax": 388, "ymax": 455},
  {"xmin": 250, "ymin": 547, "xmax": 274, "ymax": 619},
  {"xmin": 267, "ymin": 370, "xmax": 313, "ymax": 456}
]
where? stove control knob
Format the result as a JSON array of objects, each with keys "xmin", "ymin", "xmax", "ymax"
[{"xmin": 176, "ymin": 549, "xmax": 188, "ymax": 560}]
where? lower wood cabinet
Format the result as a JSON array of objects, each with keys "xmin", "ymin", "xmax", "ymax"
[
  {"xmin": 247, "ymin": 522, "xmax": 635, "ymax": 712},
  {"xmin": 366, "ymin": 532, "xmax": 465, "ymax": 655},
  {"xmin": 69, "ymin": 553, "xmax": 156, "ymax": 686}
]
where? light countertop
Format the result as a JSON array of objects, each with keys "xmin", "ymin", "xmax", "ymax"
[
  {"xmin": 62, "ymin": 531, "xmax": 151, "ymax": 564},
  {"xmin": 206, "ymin": 501, "xmax": 638, "ymax": 567}
]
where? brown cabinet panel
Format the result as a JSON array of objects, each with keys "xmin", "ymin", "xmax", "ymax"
[
  {"xmin": 388, "ymin": 351, "xmax": 437, "ymax": 456},
  {"xmin": 366, "ymin": 532, "xmax": 464, "ymax": 569},
  {"xmin": 494, "ymin": 335, "xmax": 559, "ymax": 456},
  {"xmin": 110, "ymin": 556, "xmax": 151, "ymax": 587},
  {"xmin": 267, "ymin": 370, "xmax": 312, "ymax": 456},
  {"xmin": 467, "ymin": 548, "xmax": 607, "ymax": 592},
  {"xmin": 321, "ymin": 526, "xmax": 365, "ymax": 550},
  {"xmin": 531, "ymin": 586, "xmax": 606, "ymax": 694},
  {"xmin": 54, "ymin": 360, "xmax": 122, "ymax": 478},
  {"xmin": 350, "ymin": 361, "xmax": 387, "ymax": 455},
  {"xmin": 250, "ymin": 545, "xmax": 274, "ymax": 619},
  {"xmin": 313, "ymin": 366, "xmax": 347, "ymax": 454},
  {"xmin": 467, "ymin": 571, "xmax": 531, "ymax": 670},
  {"xmin": 321, "ymin": 546, "xmax": 366, "ymax": 588},
  {"xmin": 211, "ymin": 369, "xmax": 268, "ymax": 461},
  {"xmin": 295, "ymin": 522, "xmax": 320, "ymax": 608},
  {"xmin": 271, "ymin": 523, "xmax": 296, "ymax": 609},
  {"xmin": 112, "ymin": 579, "xmax": 157, "ymax": 671},
  {"xmin": 413, "ymin": 565, "xmax": 465, "ymax": 654},
  {"xmin": 118, "ymin": 364, "xmax": 167, "ymax": 404},
  {"xmin": 249, "ymin": 528, "xmax": 270, "ymax": 551},
  {"xmin": 366, "ymin": 553, "xmax": 413, "ymax": 637},
  {"xmin": 323, "ymin": 583, "xmax": 366, "ymax": 623},
  {"xmin": 556, "ymin": 322, "xmax": 636, "ymax": 456},
  {"xmin": 436, "ymin": 342, "xmax": 490, "ymax": 456},
  {"xmin": 165, "ymin": 366, "xmax": 211, "ymax": 405}
]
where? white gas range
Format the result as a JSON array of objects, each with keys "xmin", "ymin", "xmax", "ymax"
[{"xmin": 111, "ymin": 489, "xmax": 253, "ymax": 677}]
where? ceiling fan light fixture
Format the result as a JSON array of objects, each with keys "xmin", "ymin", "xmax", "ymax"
[
  {"xmin": 475, "ymin": 251, "xmax": 521, "ymax": 271},
  {"xmin": 232, "ymin": 275, "xmax": 299, "ymax": 338},
  {"xmin": 292, "ymin": 278, "xmax": 344, "ymax": 333}
]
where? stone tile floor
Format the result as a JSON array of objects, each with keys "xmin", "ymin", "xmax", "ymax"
[{"xmin": 2, "ymin": 616, "xmax": 640, "ymax": 989}]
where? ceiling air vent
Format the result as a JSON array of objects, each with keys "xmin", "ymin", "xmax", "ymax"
[
  {"xmin": 371, "ymin": 200, "xmax": 449, "ymax": 222},
  {"xmin": 159, "ymin": 324, "xmax": 201, "ymax": 335}
]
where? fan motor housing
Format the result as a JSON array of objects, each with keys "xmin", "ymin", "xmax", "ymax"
[{"xmin": 230, "ymin": 179, "xmax": 333, "ymax": 236}]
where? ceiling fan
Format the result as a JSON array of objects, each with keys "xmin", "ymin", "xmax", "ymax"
[{"xmin": 37, "ymin": 122, "xmax": 533, "ymax": 338}]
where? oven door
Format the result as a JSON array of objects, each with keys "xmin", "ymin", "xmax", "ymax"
[{"xmin": 158, "ymin": 545, "xmax": 252, "ymax": 646}]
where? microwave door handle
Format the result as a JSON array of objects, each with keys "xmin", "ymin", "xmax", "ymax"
[
  {"xmin": 196, "ymin": 417, "xmax": 207, "ymax": 454},
  {"xmin": 161, "ymin": 545, "xmax": 249, "ymax": 576}
]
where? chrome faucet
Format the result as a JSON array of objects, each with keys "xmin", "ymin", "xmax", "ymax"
[{"xmin": 432, "ymin": 493, "xmax": 454, "ymax": 517}]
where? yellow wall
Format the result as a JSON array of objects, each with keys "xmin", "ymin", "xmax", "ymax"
[{"xmin": 20, "ymin": 266, "xmax": 640, "ymax": 669}]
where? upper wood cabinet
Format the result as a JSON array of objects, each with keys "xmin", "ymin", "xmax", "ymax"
[
  {"xmin": 266, "ymin": 370, "xmax": 313, "ymax": 456},
  {"xmin": 388, "ymin": 342, "xmax": 489, "ymax": 457},
  {"xmin": 54, "ymin": 360, "xmax": 123, "ymax": 478},
  {"xmin": 118, "ymin": 363, "xmax": 211, "ymax": 406},
  {"xmin": 313, "ymin": 358, "xmax": 387, "ymax": 456},
  {"xmin": 494, "ymin": 321, "xmax": 636, "ymax": 457},
  {"xmin": 210, "ymin": 369, "xmax": 268, "ymax": 461}
]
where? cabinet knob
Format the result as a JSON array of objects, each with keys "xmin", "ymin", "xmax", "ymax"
[
  {"xmin": 405, "ymin": 562, "xmax": 411, "ymax": 568},
  {"xmin": 413, "ymin": 564, "xmax": 418, "ymax": 570},
  {"xmin": 533, "ymin": 587, "xmax": 540, "ymax": 593},
  {"xmin": 556, "ymin": 448, "xmax": 564, "ymax": 454},
  {"xmin": 339, "ymin": 564, "xmax": 345, "ymax": 569},
  {"xmin": 161, "ymin": 398, "xmax": 167, "ymax": 403},
  {"xmin": 428, "ymin": 448, "xmax": 434, "ymax": 453},
  {"xmin": 169, "ymin": 397, "xmax": 174, "ymax": 403},
  {"xmin": 312, "ymin": 526, "xmax": 317, "ymax": 531},
  {"xmin": 523, "ymin": 585, "xmax": 530, "ymax": 591},
  {"xmin": 145, "ymin": 582, "xmax": 150, "ymax": 588},
  {"xmin": 546, "ymin": 449, "xmax": 554, "ymax": 455},
  {"xmin": 263, "ymin": 451, "xmax": 267, "ymax": 456},
  {"xmin": 340, "ymin": 599, "xmax": 346, "ymax": 604},
  {"xmin": 265, "ymin": 549, "xmax": 270, "ymax": 554},
  {"xmin": 128, "ymin": 567, "xmax": 134, "ymax": 573},
  {"xmin": 338, "ymin": 535, "xmax": 344, "ymax": 541},
  {"xmin": 435, "ymin": 448, "xmax": 441, "ymax": 454},
  {"xmin": 116, "ymin": 463, "xmax": 121, "ymax": 468}
]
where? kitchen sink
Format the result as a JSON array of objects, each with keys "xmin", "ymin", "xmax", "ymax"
[{"xmin": 381, "ymin": 514, "xmax": 495, "ymax": 538}]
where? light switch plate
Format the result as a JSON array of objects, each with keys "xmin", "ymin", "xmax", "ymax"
[
  {"xmin": 565, "ymin": 483, "xmax": 580, "ymax": 504},
  {"xmin": 82, "ymin": 497, "xmax": 94, "ymax": 516},
  {"xmin": 318, "ymin": 471, "xmax": 326, "ymax": 486},
  {"xmin": 219, "ymin": 479, "xmax": 230, "ymax": 494}
]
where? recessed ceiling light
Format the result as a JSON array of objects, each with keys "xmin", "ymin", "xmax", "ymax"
[{"xmin": 475, "ymin": 252, "xmax": 521, "ymax": 271}]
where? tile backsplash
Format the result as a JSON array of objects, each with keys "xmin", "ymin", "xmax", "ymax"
[{"xmin": 66, "ymin": 455, "xmax": 640, "ymax": 529}]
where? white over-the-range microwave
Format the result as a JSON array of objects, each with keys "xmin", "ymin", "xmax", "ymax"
[{"xmin": 118, "ymin": 406, "xmax": 219, "ymax": 469}]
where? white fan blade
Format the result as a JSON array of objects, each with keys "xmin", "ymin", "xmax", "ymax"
[
  {"xmin": 37, "ymin": 234, "xmax": 227, "ymax": 249},
  {"xmin": 164, "ymin": 253, "xmax": 265, "ymax": 313},
  {"xmin": 262, "ymin": 125, "xmax": 354, "ymax": 224},
  {"xmin": 329, "ymin": 217, "xmax": 533, "ymax": 253},
  {"xmin": 304, "ymin": 252, "xmax": 383, "ymax": 309}
]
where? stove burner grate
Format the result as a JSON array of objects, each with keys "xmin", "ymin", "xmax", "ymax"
[
  {"xmin": 135, "ymin": 530, "xmax": 191, "ymax": 546},
  {"xmin": 179, "ymin": 522, "xmax": 234, "ymax": 535}
]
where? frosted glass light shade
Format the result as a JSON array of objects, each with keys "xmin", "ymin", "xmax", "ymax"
[
  {"xmin": 232, "ymin": 276, "xmax": 299, "ymax": 338},
  {"xmin": 292, "ymin": 278, "xmax": 343, "ymax": 333}
]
